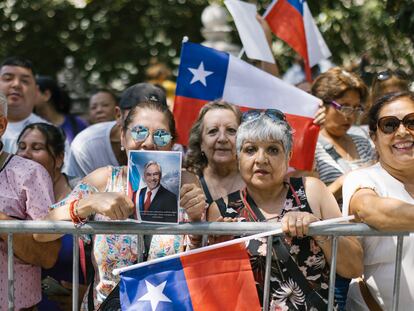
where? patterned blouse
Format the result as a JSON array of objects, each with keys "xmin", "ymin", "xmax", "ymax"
[
  {"xmin": 53, "ymin": 166, "xmax": 185, "ymax": 311},
  {"xmin": 217, "ymin": 177, "xmax": 334, "ymax": 311}
]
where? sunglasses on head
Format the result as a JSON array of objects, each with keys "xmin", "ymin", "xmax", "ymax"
[
  {"xmin": 128, "ymin": 125, "xmax": 172, "ymax": 147},
  {"xmin": 242, "ymin": 109, "xmax": 286, "ymax": 123},
  {"xmin": 330, "ymin": 100, "xmax": 364, "ymax": 117},
  {"xmin": 377, "ymin": 112, "xmax": 414, "ymax": 134},
  {"xmin": 376, "ymin": 70, "xmax": 408, "ymax": 82}
]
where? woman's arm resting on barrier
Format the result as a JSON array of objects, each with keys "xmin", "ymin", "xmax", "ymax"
[
  {"xmin": 304, "ymin": 177, "xmax": 364, "ymax": 278},
  {"xmin": 0, "ymin": 212, "xmax": 61, "ymax": 269},
  {"xmin": 350, "ymin": 188, "xmax": 414, "ymax": 231},
  {"xmin": 206, "ymin": 202, "xmax": 236, "ymax": 244},
  {"xmin": 34, "ymin": 167, "xmax": 134, "ymax": 242},
  {"xmin": 327, "ymin": 174, "xmax": 346, "ymax": 201}
]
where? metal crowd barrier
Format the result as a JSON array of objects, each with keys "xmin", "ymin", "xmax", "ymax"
[{"xmin": 0, "ymin": 220, "xmax": 409, "ymax": 311}]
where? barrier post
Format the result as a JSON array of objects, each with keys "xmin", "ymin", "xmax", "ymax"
[{"xmin": 7, "ymin": 234, "xmax": 14, "ymax": 311}]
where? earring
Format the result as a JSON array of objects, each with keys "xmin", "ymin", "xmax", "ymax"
[{"xmin": 121, "ymin": 146, "xmax": 125, "ymax": 151}]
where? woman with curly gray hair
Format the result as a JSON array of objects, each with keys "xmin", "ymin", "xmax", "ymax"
[{"xmin": 185, "ymin": 100, "xmax": 245, "ymax": 206}]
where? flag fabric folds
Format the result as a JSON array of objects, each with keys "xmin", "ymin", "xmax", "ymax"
[
  {"xmin": 264, "ymin": 0, "xmax": 331, "ymax": 81},
  {"xmin": 173, "ymin": 41, "xmax": 321, "ymax": 170},
  {"xmin": 119, "ymin": 243, "xmax": 261, "ymax": 311}
]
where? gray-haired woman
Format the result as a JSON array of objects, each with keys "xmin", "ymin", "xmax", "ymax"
[{"xmin": 208, "ymin": 109, "xmax": 362, "ymax": 311}]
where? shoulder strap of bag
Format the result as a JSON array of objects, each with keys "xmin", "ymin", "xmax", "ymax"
[
  {"xmin": 319, "ymin": 135, "xmax": 352, "ymax": 173},
  {"xmin": 357, "ymin": 277, "xmax": 383, "ymax": 311},
  {"xmin": 244, "ymin": 189, "xmax": 327, "ymax": 309}
]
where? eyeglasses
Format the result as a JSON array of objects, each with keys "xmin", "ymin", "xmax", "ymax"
[
  {"xmin": 377, "ymin": 113, "xmax": 414, "ymax": 134},
  {"xmin": 128, "ymin": 125, "xmax": 172, "ymax": 147},
  {"xmin": 242, "ymin": 109, "xmax": 286, "ymax": 123},
  {"xmin": 330, "ymin": 100, "xmax": 364, "ymax": 117},
  {"xmin": 376, "ymin": 70, "xmax": 409, "ymax": 82}
]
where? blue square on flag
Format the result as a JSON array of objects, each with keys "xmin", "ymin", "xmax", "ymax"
[
  {"xmin": 175, "ymin": 42, "xmax": 229, "ymax": 101},
  {"xmin": 120, "ymin": 257, "xmax": 193, "ymax": 311}
]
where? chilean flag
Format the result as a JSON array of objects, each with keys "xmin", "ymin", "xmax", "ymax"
[
  {"xmin": 117, "ymin": 243, "xmax": 261, "ymax": 311},
  {"xmin": 173, "ymin": 41, "xmax": 321, "ymax": 170},
  {"xmin": 264, "ymin": 0, "xmax": 331, "ymax": 81}
]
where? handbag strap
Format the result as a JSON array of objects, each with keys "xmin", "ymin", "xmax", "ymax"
[
  {"xmin": 242, "ymin": 185, "xmax": 327, "ymax": 309},
  {"xmin": 319, "ymin": 135, "xmax": 352, "ymax": 173},
  {"xmin": 357, "ymin": 277, "xmax": 383, "ymax": 311}
]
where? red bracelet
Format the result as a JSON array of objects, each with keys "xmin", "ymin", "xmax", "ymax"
[{"xmin": 69, "ymin": 199, "xmax": 86, "ymax": 224}]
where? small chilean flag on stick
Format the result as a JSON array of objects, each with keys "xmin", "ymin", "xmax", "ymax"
[
  {"xmin": 173, "ymin": 41, "xmax": 321, "ymax": 171},
  {"xmin": 116, "ymin": 242, "xmax": 261, "ymax": 311},
  {"xmin": 264, "ymin": 0, "xmax": 331, "ymax": 81}
]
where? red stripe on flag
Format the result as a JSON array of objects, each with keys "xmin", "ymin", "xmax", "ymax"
[
  {"xmin": 173, "ymin": 96, "xmax": 318, "ymax": 171},
  {"xmin": 181, "ymin": 243, "xmax": 261, "ymax": 311},
  {"xmin": 286, "ymin": 114, "xmax": 319, "ymax": 170},
  {"xmin": 265, "ymin": 0, "xmax": 308, "ymax": 60},
  {"xmin": 173, "ymin": 95, "xmax": 209, "ymax": 145},
  {"xmin": 265, "ymin": 0, "xmax": 312, "ymax": 81}
]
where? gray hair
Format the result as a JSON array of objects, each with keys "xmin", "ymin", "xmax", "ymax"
[
  {"xmin": 0, "ymin": 92, "xmax": 7, "ymax": 117},
  {"xmin": 144, "ymin": 160, "xmax": 162, "ymax": 176},
  {"xmin": 236, "ymin": 115, "xmax": 293, "ymax": 158}
]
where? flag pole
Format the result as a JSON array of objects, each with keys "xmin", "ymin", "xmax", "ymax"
[{"xmin": 113, "ymin": 215, "xmax": 354, "ymax": 275}]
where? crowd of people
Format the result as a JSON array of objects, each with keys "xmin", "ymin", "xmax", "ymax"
[{"xmin": 0, "ymin": 47, "xmax": 413, "ymax": 311}]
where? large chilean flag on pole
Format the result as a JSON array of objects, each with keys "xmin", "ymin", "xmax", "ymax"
[
  {"xmin": 116, "ymin": 242, "xmax": 261, "ymax": 311},
  {"xmin": 173, "ymin": 41, "xmax": 321, "ymax": 170},
  {"xmin": 264, "ymin": 0, "xmax": 331, "ymax": 81}
]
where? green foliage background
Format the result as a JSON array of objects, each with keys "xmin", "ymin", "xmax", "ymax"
[{"xmin": 0, "ymin": 0, "xmax": 412, "ymax": 92}]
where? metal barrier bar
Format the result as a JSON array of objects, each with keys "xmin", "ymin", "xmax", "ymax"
[
  {"xmin": 327, "ymin": 236, "xmax": 338, "ymax": 311},
  {"xmin": 72, "ymin": 235, "xmax": 79, "ymax": 311},
  {"xmin": 0, "ymin": 220, "xmax": 410, "ymax": 236},
  {"xmin": 1, "ymin": 221, "xmax": 411, "ymax": 310},
  {"xmin": 7, "ymin": 234, "xmax": 14, "ymax": 311},
  {"xmin": 391, "ymin": 236, "xmax": 404, "ymax": 311},
  {"xmin": 262, "ymin": 235, "xmax": 273, "ymax": 310}
]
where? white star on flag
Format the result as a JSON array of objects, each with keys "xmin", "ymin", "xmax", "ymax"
[
  {"xmin": 188, "ymin": 61, "xmax": 213, "ymax": 86},
  {"xmin": 138, "ymin": 280, "xmax": 172, "ymax": 310}
]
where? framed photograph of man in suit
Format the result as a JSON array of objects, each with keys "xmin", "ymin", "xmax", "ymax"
[{"xmin": 127, "ymin": 150, "xmax": 181, "ymax": 224}]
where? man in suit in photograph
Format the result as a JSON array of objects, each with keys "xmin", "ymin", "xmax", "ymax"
[{"xmin": 137, "ymin": 161, "xmax": 178, "ymax": 223}]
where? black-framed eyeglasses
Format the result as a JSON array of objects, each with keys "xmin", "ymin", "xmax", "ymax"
[
  {"xmin": 330, "ymin": 100, "xmax": 364, "ymax": 117},
  {"xmin": 377, "ymin": 112, "xmax": 414, "ymax": 134},
  {"xmin": 128, "ymin": 125, "xmax": 172, "ymax": 147},
  {"xmin": 376, "ymin": 70, "xmax": 409, "ymax": 82},
  {"xmin": 241, "ymin": 109, "xmax": 286, "ymax": 123}
]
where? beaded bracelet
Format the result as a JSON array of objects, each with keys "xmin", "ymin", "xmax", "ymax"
[{"xmin": 69, "ymin": 199, "xmax": 87, "ymax": 226}]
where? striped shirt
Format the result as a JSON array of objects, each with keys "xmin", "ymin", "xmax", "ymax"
[{"xmin": 315, "ymin": 133, "xmax": 376, "ymax": 185}]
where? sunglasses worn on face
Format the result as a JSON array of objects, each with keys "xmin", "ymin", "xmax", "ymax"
[
  {"xmin": 330, "ymin": 100, "xmax": 364, "ymax": 117},
  {"xmin": 242, "ymin": 109, "xmax": 286, "ymax": 123},
  {"xmin": 377, "ymin": 113, "xmax": 414, "ymax": 134},
  {"xmin": 128, "ymin": 125, "xmax": 172, "ymax": 147}
]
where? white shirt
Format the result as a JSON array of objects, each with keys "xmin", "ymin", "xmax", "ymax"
[
  {"xmin": 2, "ymin": 113, "xmax": 47, "ymax": 153},
  {"xmin": 343, "ymin": 163, "xmax": 414, "ymax": 311},
  {"xmin": 66, "ymin": 121, "xmax": 118, "ymax": 178}
]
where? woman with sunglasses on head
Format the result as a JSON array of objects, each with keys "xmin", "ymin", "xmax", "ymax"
[
  {"xmin": 208, "ymin": 109, "xmax": 363, "ymax": 310},
  {"xmin": 312, "ymin": 67, "xmax": 376, "ymax": 204},
  {"xmin": 343, "ymin": 92, "xmax": 414, "ymax": 311},
  {"xmin": 33, "ymin": 100, "xmax": 206, "ymax": 310}
]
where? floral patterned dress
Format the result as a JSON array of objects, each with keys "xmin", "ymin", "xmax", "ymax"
[
  {"xmin": 217, "ymin": 177, "xmax": 333, "ymax": 311},
  {"xmin": 54, "ymin": 166, "xmax": 185, "ymax": 311}
]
